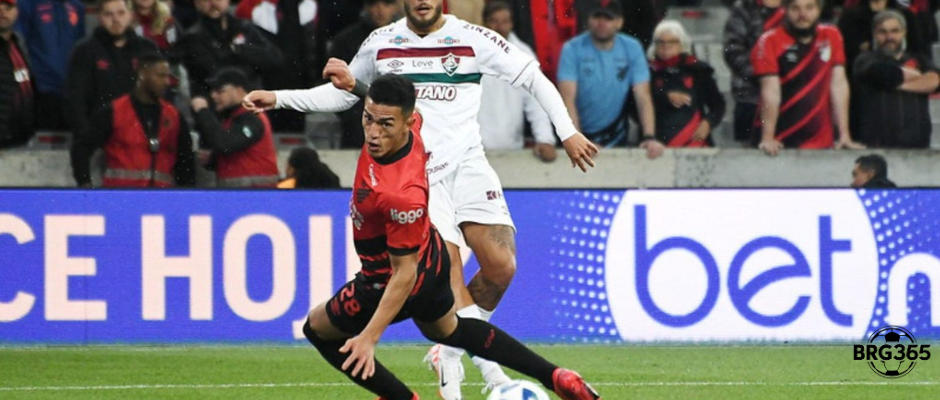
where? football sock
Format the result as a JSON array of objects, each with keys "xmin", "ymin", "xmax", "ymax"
[
  {"xmin": 478, "ymin": 306, "xmax": 494, "ymax": 322},
  {"xmin": 440, "ymin": 305, "xmax": 482, "ymax": 360},
  {"xmin": 303, "ymin": 322, "xmax": 413, "ymax": 400},
  {"xmin": 437, "ymin": 316, "xmax": 557, "ymax": 390}
]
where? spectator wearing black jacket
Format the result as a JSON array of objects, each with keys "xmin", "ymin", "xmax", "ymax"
[
  {"xmin": 723, "ymin": 0, "xmax": 784, "ymax": 144},
  {"xmin": 853, "ymin": 10, "xmax": 938, "ymax": 148},
  {"xmin": 649, "ymin": 20, "xmax": 725, "ymax": 147},
  {"xmin": 852, "ymin": 154, "xmax": 897, "ymax": 188},
  {"xmin": 172, "ymin": 0, "xmax": 283, "ymax": 99},
  {"xmin": 328, "ymin": 0, "xmax": 400, "ymax": 148},
  {"xmin": 191, "ymin": 67, "xmax": 279, "ymax": 187},
  {"xmin": 0, "ymin": 0, "xmax": 34, "ymax": 149},
  {"xmin": 66, "ymin": 0, "xmax": 159, "ymax": 138},
  {"xmin": 277, "ymin": 147, "xmax": 340, "ymax": 189},
  {"xmin": 838, "ymin": 0, "xmax": 923, "ymax": 76}
]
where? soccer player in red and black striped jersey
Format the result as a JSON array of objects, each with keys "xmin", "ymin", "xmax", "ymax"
[
  {"xmin": 300, "ymin": 74, "xmax": 601, "ymax": 400},
  {"xmin": 751, "ymin": 0, "xmax": 865, "ymax": 155}
]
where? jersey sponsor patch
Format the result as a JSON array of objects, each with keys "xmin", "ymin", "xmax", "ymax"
[
  {"xmin": 390, "ymin": 207, "xmax": 425, "ymax": 224},
  {"xmin": 441, "ymin": 53, "xmax": 460, "ymax": 76},
  {"xmin": 415, "ymin": 85, "xmax": 458, "ymax": 101}
]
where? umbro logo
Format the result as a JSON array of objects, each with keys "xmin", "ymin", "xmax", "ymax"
[{"xmin": 388, "ymin": 60, "xmax": 404, "ymax": 69}]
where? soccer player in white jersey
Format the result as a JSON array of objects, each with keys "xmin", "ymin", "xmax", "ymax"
[{"xmin": 243, "ymin": 1, "xmax": 598, "ymax": 398}]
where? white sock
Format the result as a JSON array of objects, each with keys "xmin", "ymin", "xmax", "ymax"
[
  {"xmin": 478, "ymin": 306, "xmax": 494, "ymax": 322},
  {"xmin": 441, "ymin": 305, "xmax": 482, "ymax": 360}
]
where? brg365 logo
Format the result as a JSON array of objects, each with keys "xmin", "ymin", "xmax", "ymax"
[{"xmin": 853, "ymin": 326, "xmax": 930, "ymax": 378}]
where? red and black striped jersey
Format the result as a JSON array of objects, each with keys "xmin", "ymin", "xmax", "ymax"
[
  {"xmin": 349, "ymin": 113, "xmax": 445, "ymax": 287},
  {"xmin": 751, "ymin": 25, "xmax": 845, "ymax": 148}
]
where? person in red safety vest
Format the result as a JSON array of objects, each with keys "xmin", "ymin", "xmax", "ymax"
[
  {"xmin": 191, "ymin": 67, "xmax": 278, "ymax": 188},
  {"xmin": 70, "ymin": 52, "xmax": 194, "ymax": 188}
]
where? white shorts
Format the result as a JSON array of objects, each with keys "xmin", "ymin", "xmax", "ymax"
[{"xmin": 429, "ymin": 147, "xmax": 515, "ymax": 245}]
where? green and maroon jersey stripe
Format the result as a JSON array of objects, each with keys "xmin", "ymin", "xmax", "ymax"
[{"xmin": 377, "ymin": 46, "xmax": 476, "ymax": 60}]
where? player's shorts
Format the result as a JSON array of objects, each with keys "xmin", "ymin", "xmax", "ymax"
[
  {"xmin": 325, "ymin": 230, "xmax": 455, "ymax": 335},
  {"xmin": 429, "ymin": 146, "xmax": 516, "ymax": 244}
]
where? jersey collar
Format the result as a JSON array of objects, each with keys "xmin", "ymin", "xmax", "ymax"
[{"xmin": 373, "ymin": 132, "xmax": 414, "ymax": 165}]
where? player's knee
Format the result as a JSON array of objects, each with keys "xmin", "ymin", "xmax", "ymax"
[{"xmin": 480, "ymin": 255, "xmax": 516, "ymax": 286}]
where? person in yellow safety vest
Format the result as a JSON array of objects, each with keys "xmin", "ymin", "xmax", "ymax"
[
  {"xmin": 191, "ymin": 67, "xmax": 279, "ymax": 188},
  {"xmin": 70, "ymin": 52, "xmax": 194, "ymax": 188}
]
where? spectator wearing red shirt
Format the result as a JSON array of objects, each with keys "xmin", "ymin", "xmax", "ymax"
[{"xmin": 751, "ymin": 0, "xmax": 865, "ymax": 155}]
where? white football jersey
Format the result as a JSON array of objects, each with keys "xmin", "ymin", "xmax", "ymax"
[{"xmin": 349, "ymin": 15, "xmax": 541, "ymax": 183}]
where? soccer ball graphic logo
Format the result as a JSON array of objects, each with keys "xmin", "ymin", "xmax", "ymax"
[
  {"xmin": 486, "ymin": 380, "xmax": 551, "ymax": 400},
  {"xmin": 868, "ymin": 326, "xmax": 917, "ymax": 378}
]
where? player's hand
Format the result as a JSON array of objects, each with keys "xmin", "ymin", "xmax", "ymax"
[
  {"xmin": 191, "ymin": 97, "xmax": 209, "ymax": 112},
  {"xmin": 340, "ymin": 335, "xmax": 377, "ymax": 380},
  {"xmin": 242, "ymin": 90, "xmax": 277, "ymax": 114},
  {"xmin": 640, "ymin": 137, "xmax": 665, "ymax": 159},
  {"xmin": 562, "ymin": 133, "xmax": 599, "ymax": 172},
  {"xmin": 533, "ymin": 143, "xmax": 557, "ymax": 163},
  {"xmin": 692, "ymin": 121, "xmax": 711, "ymax": 142},
  {"xmin": 323, "ymin": 57, "xmax": 356, "ymax": 92},
  {"xmin": 759, "ymin": 138, "xmax": 784, "ymax": 156},
  {"xmin": 835, "ymin": 139, "xmax": 866, "ymax": 150},
  {"xmin": 667, "ymin": 91, "xmax": 692, "ymax": 108}
]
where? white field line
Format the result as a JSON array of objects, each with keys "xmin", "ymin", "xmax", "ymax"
[{"xmin": 0, "ymin": 381, "xmax": 937, "ymax": 392}]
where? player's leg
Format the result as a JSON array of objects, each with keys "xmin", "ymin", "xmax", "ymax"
[
  {"xmin": 414, "ymin": 311, "xmax": 601, "ymax": 400},
  {"xmin": 461, "ymin": 223, "xmax": 516, "ymax": 313},
  {"xmin": 302, "ymin": 281, "xmax": 416, "ymax": 400}
]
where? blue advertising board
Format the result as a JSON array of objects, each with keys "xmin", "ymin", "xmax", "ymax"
[{"xmin": 0, "ymin": 189, "xmax": 937, "ymax": 343}]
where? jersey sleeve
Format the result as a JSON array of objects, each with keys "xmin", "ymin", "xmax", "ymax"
[
  {"xmin": 348, "ymin": 29, "xmax": 382, "ymax": 84},
  {"xmin": 470, "ymin": 24, "xmax": 541, "ymax": 88},
  {"xmin": 828, "ymin": 28, "xmax": 846, "ymax": 66},
  {"xmin": 380, "ymin": 187, "xmax": 428, "ymax": 256},
  {"xmin": 751, "ymin": 31, "xmax": 780, "ymax": 77}
]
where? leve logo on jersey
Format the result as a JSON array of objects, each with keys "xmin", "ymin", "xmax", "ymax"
[
  {"xmin": 441, "ymin": 53, "xmax": 460, "ymax": 76},
  {"xmin": 390, "ymin": 208, "xmax": 425, "ymax": 224},
  {"xmin": 390, "ymin": 36, "xmax": 410, "ymax": 46}
]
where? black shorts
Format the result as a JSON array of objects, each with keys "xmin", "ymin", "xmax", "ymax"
[{"xmin": 325, "ymin": 248, "xmax": 454, "ymax": 335}]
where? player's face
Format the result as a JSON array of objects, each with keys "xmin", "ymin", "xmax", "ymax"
[
  {"xmin": 404, "ymin": 0, "xmax": 443, "ymax": 32},
  {"xmin": 654, "ymin": 31, "xmax": 682, "ymax": 60},
  {"xmin": 99, "ymin": 0, "xmax": 132, "ymax": 37},
  {"xmin": 785, "ymin": 0, "xmax": 820, "ymax": 31},
  {"xmin": 362, "ymin": 98, "xmax": 413, "ymax": 159},
  {"xmin": 195, "ymin": 0, "xmax": 229, "ymax": 20},
  {"xmin": 587, "ymin": 14, "xmax": 623, "ymax": 43},
  {"xmin": 874, "ymin": 18, "xmax": 905, "ymax": 56},
  {"xmin": 367, "ymin": 0, "xmax": 400, "ymax": 28},
  {"xmin": 485, "ymin": 9, "xmax": 513, "ymax": 39},
  {"xmin": 851, "ymin": 164, "xmax": 874, "ymax": 188},
  {"xmin": 0, "ymin": 4, "xmax": 18, "ymax": 33},
  {"xmin": 140, "ymin": 61, "xmax": 171, "ymax": 98}
]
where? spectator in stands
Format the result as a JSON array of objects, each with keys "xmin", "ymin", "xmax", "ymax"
[
  {"xmin": 853, "ymin": 10, "xmax": 937, "ymax": 148},
  {"xmin": 478, "ymin": 0, "xmax": 556, "ymax": 161},
  {"xmin": 851, "ymin": 154, "xmax": 896, "ymax": 187},
  {"xmin": 648, "ymin": 20, "xmax": 725, "ymax": 147},
  {"xmin": 173, "ymin": 0, "xmax": 199, "ymax": 29},
  {"xmin": 66, "ymin": 0, "xmax": 159, "ymax": 139},
  {"xmin": 843, "ymin": 0, "xmax": 937, "ymax": 58},
  {"xmin": 71, "ymin": 53, "xmax": 194, "ymax": 188},
  {"xmin": 191, "ymin": 67, "xmax": 279, "ymax": 187},
  {"xmin": 500, "ymin": 0, "xmax": 579, "ymax": 84},
  {"xmin": 130, "ymin": 0, "xmax": 181, "ymax": 52},
  {"xmin": 558, "ymin": 0, "xmax": 663, "ymax": 158},
  {"xmin": 277, "ymin": 147, "xmax": 341, "ymax": 188},
  {"xmin": 328, "ymin": 0, "xmax": 400, "ymax": 148},
  {"xmin": 723, "ymin": 0, "xmax": 784, "ymax": 145},
  {"xmin": 0, "ymin": 0, "xmax": 34, "ymax": 149},
  {"xmin": 14, "ymin": 0, "xmax": 83, "ymax": 131},
  {"xmin": 444, "ymin": 0, "xmax": 484, "ymax": 25},
  {"xmin": 172, "ymin": 0, "xmax": 283, "ymax": 99},
  {"xmin": 838, "ymin": 0, "xmax": 921, "ymax": 77},
  {"xmin": 575, "ymin": 0, "xmax": 659, "ymax": 47},
  {"xmin": 235, "ymin": 0, "xmax": 317, "ymax": 132},
  {"xmin": 751, "ymin": 0, "xmax": 864, "ymax": 156}
]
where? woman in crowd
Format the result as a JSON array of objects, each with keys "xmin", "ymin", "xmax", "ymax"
[
  {"xmin": 130, "ymin": 0, "xmax": 180, "ymax": 51},
  {"xmin": 647, "ymin": 20, "xmax": 725, "ymax": 147},
  {"xmin": 278, "ymin": 147, "xmax": 341, "ymax": 189}
]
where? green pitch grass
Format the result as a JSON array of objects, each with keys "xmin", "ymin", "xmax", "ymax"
[{"xmin": 1, "ymin": 345, "xmax": 937, "ymax": 400}]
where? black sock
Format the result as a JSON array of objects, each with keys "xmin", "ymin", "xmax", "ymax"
[
  {"xmin": 303, "ymin": 322, "xmax": 413, "ymax": 400},
  {"xmin": 437, "ymin": 317, "xmax": 558, "ymax": 390}
]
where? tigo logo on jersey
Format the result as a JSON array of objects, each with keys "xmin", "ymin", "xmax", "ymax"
[{"xmin": 390, "ymin": 208, "xmax": 424, "ymax": 224}]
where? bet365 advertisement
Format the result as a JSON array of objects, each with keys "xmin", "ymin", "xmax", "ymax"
[{"xmin": 0, "ymin": 189, "xmax": 937, "ymax": 343}]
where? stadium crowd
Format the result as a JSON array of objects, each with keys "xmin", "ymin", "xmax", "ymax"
[{"xmin": 0, "ymin": 0, "xmax": 936, "ymax": 187}]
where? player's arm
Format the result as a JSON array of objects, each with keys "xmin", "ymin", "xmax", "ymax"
[
  {"xmin": 830, "ymin": 66, "xmax": 864, "ymax": 149},
  {"xmin": 758, "ymin": 75, "xmax": 782, "ymax": 155},
  {"xmin": 243, "ymin": 52, "xmax": 376, "ymax": 113}
]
